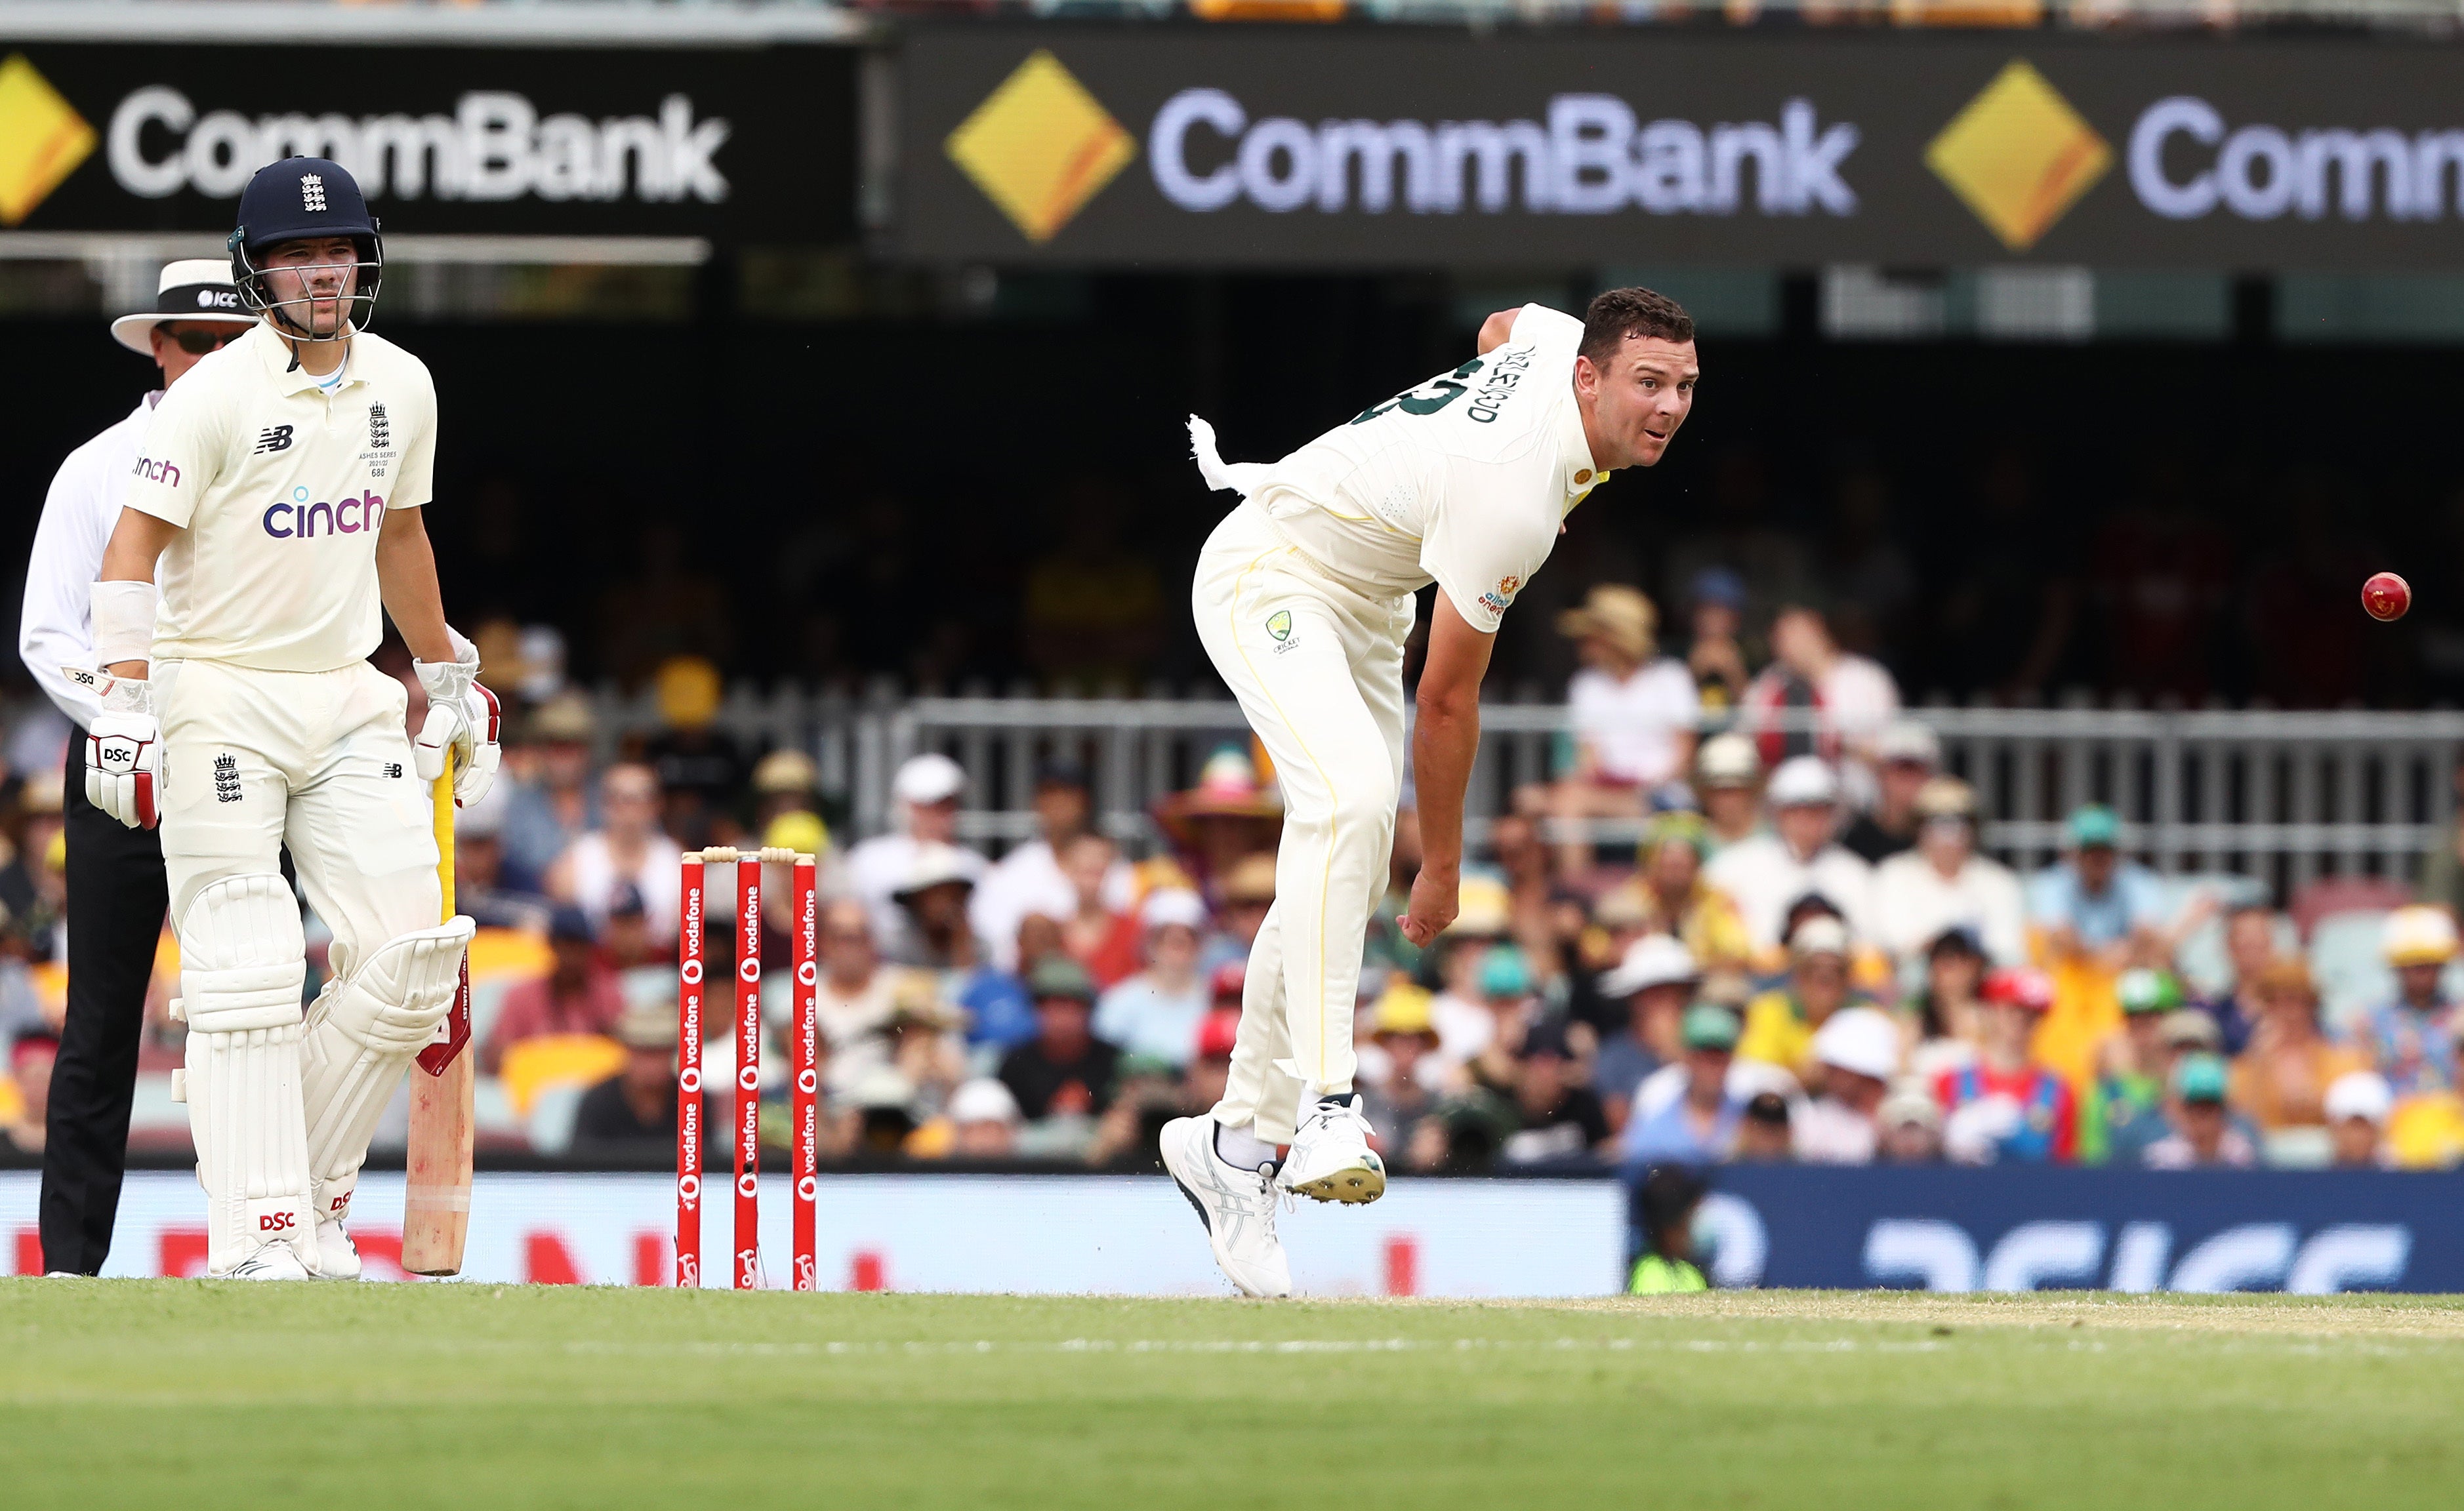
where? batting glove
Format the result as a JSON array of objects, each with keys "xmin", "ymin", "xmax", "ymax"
[
  {"xmin": 413, "ymin": 634, "xmax": 503, "ymax": 808},
  {"xmin": 78, "ymin": 671, "xmax": 161, "ymax": 830}
]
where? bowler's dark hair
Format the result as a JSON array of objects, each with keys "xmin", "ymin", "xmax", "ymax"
[{"xmin": 1580, "ymin": 286, "xmax": 1695, "ymax": 363}]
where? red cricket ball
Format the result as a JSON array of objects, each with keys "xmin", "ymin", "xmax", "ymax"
[{"xmin": 2362, "ymin": 571, "xmax": 2412, "ymax": 622}]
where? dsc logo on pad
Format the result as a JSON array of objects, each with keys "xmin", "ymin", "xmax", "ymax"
[{"xmin": 258, "ymin": 1211, "xmax": 298, "ymax": 1232}]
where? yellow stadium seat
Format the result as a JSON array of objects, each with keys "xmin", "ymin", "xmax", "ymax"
[{"xmin": 497, "ymin": 1034, "xmax": 627, "ymax": 1118}]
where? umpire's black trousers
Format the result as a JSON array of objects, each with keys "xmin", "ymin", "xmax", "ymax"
[{"xmin": 39, "ymin": 731, "xmax": 169, "ymax": 1275}]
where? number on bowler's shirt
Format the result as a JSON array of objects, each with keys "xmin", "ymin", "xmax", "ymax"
[{"xmin": 1353, "ymin": 359, "xmax": 1484, "ymax": 425}]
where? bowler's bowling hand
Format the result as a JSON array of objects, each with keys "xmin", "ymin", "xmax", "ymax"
[
  {"xmin": 77, "ymin": 670, "xmax": 160, "ymax": 830},
  {"xmin": 1400, "ymin": 866, "xmax": 1460, "ymax": 947}
]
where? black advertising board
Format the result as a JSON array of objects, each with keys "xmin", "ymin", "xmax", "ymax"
[
  {"xmin": 897, "ymin": 26, "xmax": 2464, "ymax": 272},
  {"xmin": 0, "ymin": 43, "xmax": 857, "ymax": 241}
]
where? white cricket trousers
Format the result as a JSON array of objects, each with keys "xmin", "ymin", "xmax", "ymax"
[
  {"xmin": 1191, "ymin": 498, "xmax": 1414, "ymax": 1144},
  {"xmin": 157, "ymin": 658, "xmax": 441, "ymax": 959}
]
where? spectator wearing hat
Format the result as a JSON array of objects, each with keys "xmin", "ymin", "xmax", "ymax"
[
  {"xmin": 499, "ymin": 691, "xmax": 600, "ymax": 895},
  {"xmin": 1093, "ymin": 889, "xmax": 1212, "ymax": 1068},
  {"xmin": 848, "ymin": 753, "xmax": 986, "ymax": 945},
  {"xmin": 548, "ymin": 760, "xmax": 684, "ymax": 942},
  {"xmin": 749, "ymin": 748, "xmax": 822, "ymax": 830},
  {"xmin": 2078, "ymin": 968, "xmax": 2185, "ymax": 1165},
  {"xmin": 2143, "ymin": 1054, "xmax": 2258, "ymax": 1168},
  {"xmin": 998, "ymin": 956, "xmax": 1122, "ymax": 1127},
  {"xmin": 1433, "ymin": 940, "xmax": 1538, "ymax": 1076},
  {"xmin": 1355, "ymin": 982, "xmax": 1442, "ymax": 1154},
  {"xmin": 1739, "ymin": 603, "xmax": 1900, "ymax": 793},
  {"xmin": 1876, "ymin": 1083, "xmax": 1945, "ymax": 1163},
  {"xmin": 1592, "ymin": 934, "xmax": 1698, "ymax": 1130},
  {"xmin": 1872, "ymin": 776, "xmax": 2026, "ymax": 966},
  {"xmin": 971, "ymin": 760, "xmax": 1136, "ymax": 973},
  {"xmin": 1499, "ymin": 1019, "xmax": 1612, "ymax": 1167},
  {"xmin": 1532, "ymin": 585, "xmax": 1700, "ymax": 874},
  {"xmin": 1682, "ymin": 567, "xmax": 1753, "ymax": 715},
  {"xmin": 1903, "ymin": 925, "xmax": 1988, "ymax": 1079},
  {"xmin": 483, "ymin": 908, "xmax": 626, "ymax": 1074},
  {"xmin": 2230, "ymin": 957, "xmax": 2367, "ymax": 1135},
  {"xmin": 1148, "ymin": 742, "xmax": 1282, "ymax": 905},
  {"xmin": 884, "ymin": 975, "xmax": 972, "ymax": 1121},
  {"xmin": 21, "ymin": 259, "xmax": 251, "ymax": 1272},
  {"xmin": 2356, "ymin": 906, "xmax": 2460, "ymax": 1095},
  {"xmin": 642, "ymin": 655, "xmax": 747, "ymax": 849},
  {"xmin": 1738, "ymin": 916, "xmax": 1866, "ymax": 1082},
  {"xmin": 1840, "ymin": 719, "xmax": 1942, "ymax": 866},
  {"xmin": 1199, "ymin": 852, "xmax": 1277, "ymax": 979},
  {"xmin": 1693, "ymin": 733, "xmax": 1765, "ymax": 856},
  {"xmin": 1795, "ymin": 1006, "xmax": 1902, "ymax": 1163},
  {"xmin": 887, "ymin": 842, "xmax": 990, "ymax": 971},
  {"xmin": 571, "ymin": 1005, "xmax": 700, "ymax": 1152},
  {"xmin": 1619, "ymin": 1004, "xmax": 1746, "ymax": 1165},
  {"xmin": 1936, "ymin": 967, "xmax": 2078, "ymax": 1163},
  {"xmin": 2028, "ymin": 805, "xmax": 2166, "ymax": 971},
  {"xmin": 1599, "ymin": 813, "xmax": 1754, "ymax": 978},
  {"xmin": 1707, "ymin": 756, "xmax": 1875, "ymax": 954},
  {"xmin": 945, "ymin": 1078, "xmax": 1025, "ymax": 1159},
  {"xmin": 2325, "ymin": 1071, "xmax": 2395, "ymax": 1167}
]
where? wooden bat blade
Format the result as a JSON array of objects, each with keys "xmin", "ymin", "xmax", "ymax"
[{"xmin": 402, "ymin": 767, "xmax": 474, "ymax": 1276}]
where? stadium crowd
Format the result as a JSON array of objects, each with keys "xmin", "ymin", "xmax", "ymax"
[{"xmin": 1, "ymin": 593, "xmax": 2461, "ymax": 1178}]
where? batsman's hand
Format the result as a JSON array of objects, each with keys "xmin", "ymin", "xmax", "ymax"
[
  {"xmin": 1399, "ymin": 865, "xmax": 1460, "ymax": 948},
  {"xmin": 77, "ymin": 670, "xmax": 160, "ymax": 830},
  {"xmin": 413, "ymin": 635, "xmax": 503, "ymax": 808}
]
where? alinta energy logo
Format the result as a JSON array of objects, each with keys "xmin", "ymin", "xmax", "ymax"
[
  {"xmin": 0, "ymin": 53, "xmax": 96, "ymax": 227},
  {"xmin": 1925, "ymin": 60, "xmax": 2114, "ymax": 252},
  {"xmin": 945, "ymin": 50, "xmax": 1136, "ymax": 245}
]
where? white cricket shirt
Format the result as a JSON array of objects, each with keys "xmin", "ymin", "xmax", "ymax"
[
  {"xmin": 1246, "ymin": 303, "xmax": 1600, "ymax": 633},
  {"xmin": 22, "ymin": 393, "xmax": 157, "ymax": 727},
  {"xmin": 121, "ymin": 323, "xmax": 437, "ymax": 672}
]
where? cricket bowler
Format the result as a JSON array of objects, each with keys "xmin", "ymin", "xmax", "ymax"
[
  {"xmin": 1162, "ymin": 289, "xmax": 1698, "ymax": 1297},
  {"xmin": 83, "ymin": 157, "xmax": 501, "ymax": 1279}
]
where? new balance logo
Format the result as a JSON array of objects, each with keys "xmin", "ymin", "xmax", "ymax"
[
  {"xmin": 384, "ymin": 763, "xmax": 403, "ymax": 779},
  {"xmin": 213, "ymin": 753, "xmax": 241, "ymax": 804},
  {"xmin": 301, "ymin": 174, "xmax": 327, "ymax": 212},
  {"xmin": 254, "ymin": 426, "xmax": 293, "ymax": 455}
]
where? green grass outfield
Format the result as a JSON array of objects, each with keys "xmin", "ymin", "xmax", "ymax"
[{"xmin": 4, "ymin": 1282, "xmax": 2460, "ymax": 1509}]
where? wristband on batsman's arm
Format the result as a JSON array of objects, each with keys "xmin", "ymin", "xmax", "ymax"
[{"xmin": 90, "ymin": 580, "xmax": 159, "ymax": 668}]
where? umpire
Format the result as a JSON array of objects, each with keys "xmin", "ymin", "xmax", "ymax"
[{"xmin": 18, "ymin": 260, "xmax": 255, "ymax": 1274}]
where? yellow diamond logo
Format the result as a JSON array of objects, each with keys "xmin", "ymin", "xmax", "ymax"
[
  {"xmin": 946, "ymin": 50, "xmax": 1135, "ymax": 245},
  {"xmin": 0, "ymin": 54, "xmax": 95, "ymax": 228},
  {"xmin": 1925, "ymin": 61, "xmax": 2112, "ymax": 253}
]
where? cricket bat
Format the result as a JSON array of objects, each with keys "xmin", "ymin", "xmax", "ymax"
[{"xmin": 402, "ymin": 765, "xmax": 474, "ymax": 1276}]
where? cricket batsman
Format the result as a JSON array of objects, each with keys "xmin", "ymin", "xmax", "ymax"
[
  {"xmin": 1161, "ymin": 289, "xmax": 1698, "ymax": 1297},
  {"xmin": 83, "ymin": 157, "xmax": 499, "ymax": 1279}
]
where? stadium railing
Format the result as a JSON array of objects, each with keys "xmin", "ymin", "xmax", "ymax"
[{"xmin": 588, "ymin": 684, "xmax": 2464, "ymax": 892}]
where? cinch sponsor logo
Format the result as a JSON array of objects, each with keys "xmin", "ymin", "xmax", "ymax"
[
  {"xmin": 132, "ymin": 454, "xmax": 181, "ymax": 486},
  {"xmin": 262, "ymin": 486, "xmax": 384, "ymax": 539},
  {"xmin": 2129, "ymin": 96, "xmax": 2464, "ymax": 223},
  {"xmin": 106, "ymin": 86, "xmax": 730, "ymax": 205}
]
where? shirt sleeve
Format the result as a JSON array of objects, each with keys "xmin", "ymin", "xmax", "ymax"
[
  {"xmin": 1421, "ymin": 462, "xmax": 1548, "ymax": 635},
  {"xmin": 124, "ymin": 378, "xmax": 226, "ymax": 529},
  {"xmin": 19, "ymin": 436, "xmax": 113, "ymax": 726},
  {"xmin": 390, "ymin": 359, "xmax": 439, "ymax": 510},
  {"xmin": 1508, "ymin": 302, "xmax": 1586, "ymax": 358}
]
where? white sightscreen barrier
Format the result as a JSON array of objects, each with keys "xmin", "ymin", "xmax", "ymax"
[{"xmin": 0, "ymin": 1172, "xmax": 1628, "ymax": 1296}]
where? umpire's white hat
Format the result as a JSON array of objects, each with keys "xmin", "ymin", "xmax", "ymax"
[{"xmin": 110, "ymin": 259, "xmax": 255, "ymax": 354}]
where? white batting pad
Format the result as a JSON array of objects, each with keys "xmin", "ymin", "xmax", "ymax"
[
  {"xmin": 302, "ymin": 916, "xmax": 476, "ymax": 1190},
  {"xmin": 177, "ymin": 873, "xmax": 313, "ymax": 1274}
]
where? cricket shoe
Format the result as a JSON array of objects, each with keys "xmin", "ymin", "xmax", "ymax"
[
  {"xmin": 1159, "ymin": 1116, "xmax": 1292, "ymax": 1299},
  {"xmin": 312, "ymin": 1212, "xmax": 362, "ymax": 1280},
  {"xmin": 224, "ymin": 1240, "xmax": 314, "ymax": 1281},
  {"xmin": 1278, "ymin": 1094, "xmax": 1385, "ymax": 1205}
]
